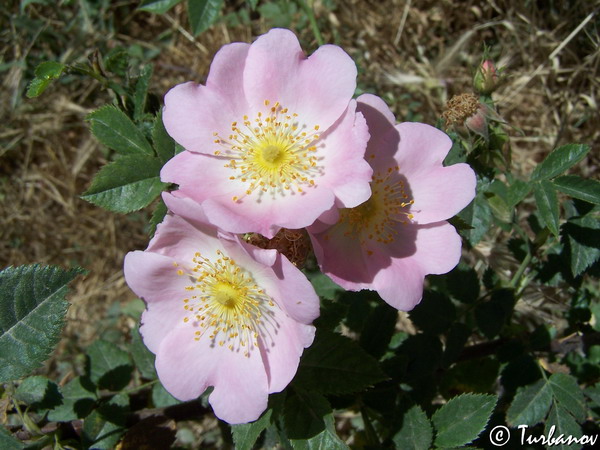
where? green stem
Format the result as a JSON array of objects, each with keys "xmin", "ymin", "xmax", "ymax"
[
  {"xmin": 361, "ymin": 407, "xmax": 380, "ymax": 446},
  {"xmin": 120, "ymin": 379, "xmax": 158, "ymax": 396},
  {"xmin": 297, "ymin": 0, "xmax": 324, "ymax": 46},
  {"xmin": 509, "ymin": 251, "xmax": 532, "ymax": 290}
]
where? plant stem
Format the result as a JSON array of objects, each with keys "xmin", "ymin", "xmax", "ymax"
[
  {"xmin": 509, "ymin": 251, "xmax": 532, "ymax": 290},
  {"xmin": 361, "ymin": 407, "xmax": 380, "ymax": 446},
  {"xmin": 120, "ymin": 379, "xmax": 159, "ymax": 396}
]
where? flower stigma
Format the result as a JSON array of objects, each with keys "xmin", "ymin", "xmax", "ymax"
[
  {"xmin": 173, "ymin": 250, "xmax": 278, "ymax": 357},
  {"xmin": 212, "ymin": 100, "xmax": 323, "ymax": 201}
]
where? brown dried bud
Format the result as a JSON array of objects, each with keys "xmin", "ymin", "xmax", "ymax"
[
  {"xmin": 243, "ymin": 228, "xmax": 312, "ymax": 268},
  {"xmin": 442, "ymin": 93, "xmax": 480, "ymax": 127}
]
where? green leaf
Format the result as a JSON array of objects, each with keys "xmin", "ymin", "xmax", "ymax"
[
  {"xmin": 87, "ymin": 340, "xmax": 133, "ymax": 391},
  {"xmin": 81, "ymin": 154, "xmax": 167, "ymax": 213},
  {"xmin": 307, "ymin": 272, "xmax": 343, "ymax": 301},
  {"xmin": 35, "ymin": 61, "xmax": 66, "ymax": 79},
  {"xmin": 432, "ymin": 393, "xmax": 497, "ymax": 448},
  {"xmin": 553, "ymin": 175, "xmax": 600, "ymax": 205},
  {"xmin": 531, "ymin": 144, "xmax": 591, "ymax": 181},
  {"xmin": 131, "ymin": 326, "xmax": 156, "ymax": 380},
  {"xmin": 83, "ymin": 393, "xmax": 129, "ymax": 450},
  {"xmin": 285, "ymin": 390, "xmax": 330, "ymax": 439},
  {"xmin": 533, "ymin": 180, "xmax": 560, "ymax": 236},
  {"xmin": 151, "ymin": 383, "xmax": 180, "ymax": 408},
  {"xmin": 293, "ymin": 329, "xmax": 387, "ymax": 395},
  {"xmin": 475, "ymin": 288, "xmax": 515, "ymax": 339},
  {"xmin": 445, "ymin": 264, "xmax": 480, "ymax": 303},
  {"xmin": 583, "ymin": 383, "xmax": 600, "ymax": 407},
  {"xmin": 47, "ymin": 376, "xmax": 97, "ymax": 422},
  {"xmin": 441, "ymin": 323, "xmax": 470, "ymax": 368},
  {"xmin": 507, "ymin": 178, "xmax": 531, "ymax": 207},
  {"xmin": 14, "ymin": 376, "xmax": 62, "ymax": 410},
  {"xmin": 246, "ymin": 0, "xmax": 258, "ymax": 10},
  {"xmin": 231, "ymin": 398, "xmax": 279, "ymax": 450},
  {"xmin": 139, "ymin": 0, "xmax": 184, "ymax": 13},
  {"xmin": 104, "ymin": 47, "xmax": 128, "ymax": 76},
  {"xmin": 544, "ymin": 404, "xmax": 582, "ymax": 450},
  {"xmin": 0, "ymin": 425, "xmax": 24, "ymax": 450},
  {"xmin": 26, "ymin": 61, "xmax": 66, "ymax": 98},
  {"xmin": 134, "ymin": 65, "xmax": 153, "ymax": 121},
  {"xmin": 0, "ymin": 265, "xmax": 84, "ymax": 382},
  {"xmin": 149, "ymin": 198, "xmax": 168, "ymax": 238},
  {"xmin": 87, "ymin": 105, "xmax": 154, "ymax": 156},
  {"xmin": 360, "ymin": 302, "xmax": 398, "ymax": 358},
  {"xmin": 393, "ymin": 405, "xmax": 433, "ymax": 450},
  {"xmin": 487, "ymin": 192, "xmax": 511, "ymax": 222},
  {"xmin": 457, "ymin": 193, "xmax": 492, "ymax": 245},
  {"xmin": 152, "ymin": 109, "xmax": 177, "ymax": 164},
  {"xmin": 548, "ymin": 373, "xmax": 587, "ymax": 422},
  {"xmin": 563, "ymin": 215, "xmax": 600, "ymax": 277},
  {"xmin": 285, "ymin": 390, "xmax": 347, "ymax": 449},
  {"xmin": 188, "ymin": 0, "xmax": 223, "ymax": 36},
  {"xmin": 506, "ymin": 379, "xmax": 552, "ymax": 426},
  {"xmin": 409, "ymin": 291, "xmax": 456, "ymax": 335},
  {"xmin": 26, "ymin": 77, "xmax": 52, "ymax": 98}
]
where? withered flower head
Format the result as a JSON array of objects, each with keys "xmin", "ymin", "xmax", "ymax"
[{"xmin": 244, "ymin": 228, "xmax": 312, "ymax": 268}]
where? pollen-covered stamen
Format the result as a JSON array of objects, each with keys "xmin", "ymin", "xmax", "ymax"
[
  {"xmin": 212, "ymin": 100, "xmax": 323, "ymax": 200},
  {"xmin": 174, "ymin": 250, "xmax": 277, "ymax": 357},
  {"xmin": 335, "ymin": 166, "xmax": 414, "ymax": 247}
]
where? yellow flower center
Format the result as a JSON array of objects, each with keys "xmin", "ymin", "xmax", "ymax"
[
  {"xmin": 213, "ymin": 100, "xmax": 322, "ymax": 202},
  {"xmin": 328, "ymin": 166, "xmax": 414, "ymax": 254},
  {"xmin": 261, "ymin": 144, "xmax": 285, "ymax": 166},
  {"xmin": 174, "ymin": 249, "xmax": 276, "ymax": 357}
]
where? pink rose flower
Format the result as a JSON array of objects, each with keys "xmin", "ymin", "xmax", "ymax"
[
  {"xmin": 124, "ymin": 206, "xmax": 319, "ymax": 424},
  {"xmin": 308, "ymin": 94, "xmax": 476, "ymax": 311},
  {"xmin": 161, "ymin": 28, "xmax": 372, "ymax": 238}
]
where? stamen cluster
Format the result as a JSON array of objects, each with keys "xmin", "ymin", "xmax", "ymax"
[
  {"xmin": 175, "ymin": 250, "xmax": 276, "ymax": 357},
  {"xmin": 213, "ymin": 100, "xmax": 322, "ymax": 201},
  {"xmin": 337, "ymin": 166, "xmax": 415, "ymax": 247}
]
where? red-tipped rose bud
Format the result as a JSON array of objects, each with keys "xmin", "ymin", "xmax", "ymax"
[{"xmin": 473, "ymin": 59, "xmax": 499, "ymax": 95}]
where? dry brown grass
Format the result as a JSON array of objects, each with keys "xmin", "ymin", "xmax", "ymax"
[{"xmin": 0, "ymin": 0, "xmax": 598, "ymax": 443}]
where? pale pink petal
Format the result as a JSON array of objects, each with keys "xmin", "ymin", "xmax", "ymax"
[
  {"xmin": 372, "ymin": 259, "xmax": 426, "ymax": 311},
  {"xmin": 203, "ymin": 187, "xmax": 335, "ymax": 238},
  {"xmin": 243, "ymin": 28, "xmax": 356, "ymax": 131},
  {"xmin": 259, "ymin": 310, "xmax": 315, "ymax": 392},
  {"xmin": 206, "ymin": 42, "xmax": 250, "ymax": 110},
  {"xmin": 318, "ymin": 102, "xmax": 372, "ymax": 208},
  {"xmin": 406, "ymin": 163, "xmax": 477, "ymax": 224},
  {"xmin": 269, "ymin": 252, "xmax": 320, "ymax": 324},
  {"xmin": 160, "ymin": 151, "xmax": 242, "ymax": 202},
  {"xmin": 312, "ymin": 205, "xmax": 340, "ymax": 231},
  {"xmin": 161, "ymin": 192, "xmax": 211, "ymax": 228},
  {"xmin": 357, "ymin": 94, "xmax": 401, "ymax": 172},
  {"xmin": 356, "ymin": 94, "xmax": 396, "ymax": 140},
  {"xmin": 162, "ymin": 149, "xmax": 338, "ymax": 238},
  {"xmin": 373, "ymin": 222, "xmax": 462, "ymax": 309},
  {"xmin": 393, "ymin": 122, "xmax": 453, "ymax": 174},
  {"xmin": 163, "ymin": 83, "xmax": 241, "ymax": 155},
  {"xmin": 410, "ymin": 221, "xmax": 463, "ymax": 275},
  {"xmin": 309, "ymin": 225, "xmax": 374, "ymax": 287},
  {"xmin": 163, "ymin": 43, "xmax": 250, "ymax": 155},
  {"xmin": 155, "ymin": 324, "xmax": 269, "ymax": 424},
  {"xmin": 124, "ymin": 251, "xmax": 189, "ymax": 353},
  {"xmin": 146, "ymin": 213, "xmax": 220, "ymax": 262}
]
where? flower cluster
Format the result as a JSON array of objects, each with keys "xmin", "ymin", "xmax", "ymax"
[{"xmin": 124, "ymin": 28, "xmax": 476, "ymax": 424}]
